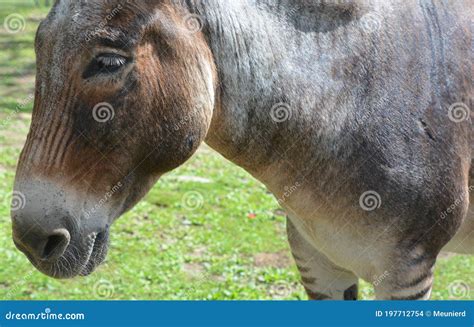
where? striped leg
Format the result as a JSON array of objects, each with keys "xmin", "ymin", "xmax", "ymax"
[
  {"xmin": 373, "ymin": 255, "xmax": 436, "ymax": 300},
  {"xmin": 287, "ymin": 218, "xmax": 359, "ymax": 300}
]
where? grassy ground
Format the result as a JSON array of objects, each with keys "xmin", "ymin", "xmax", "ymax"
[{"xmin": 0, "ymin": 1, "xmax": 472, "ymax": 300}]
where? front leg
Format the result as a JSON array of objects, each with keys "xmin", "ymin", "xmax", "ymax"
[{"xmin": 287, "ymin": 218, "xmax": 359, "ymax": 300}]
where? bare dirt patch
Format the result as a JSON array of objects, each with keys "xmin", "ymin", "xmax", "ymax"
[
  {"xmin": 189, "ymin": 246, "xmax": 208, "ymax": 259},
  {"xmin": 182, "ymin": 263, "xmax": 206, "ymax": 278},
  {"xmin": 253, "ymin": 251, "xmax": 292, "ymax": 269}
]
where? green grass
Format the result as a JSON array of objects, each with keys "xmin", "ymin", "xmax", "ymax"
[{"xmin": 0, "ymin": 1, "xmax": 473, "ymax": 300}]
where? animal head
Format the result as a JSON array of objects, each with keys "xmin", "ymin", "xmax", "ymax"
[{"xmin": 11, "ymin": 0, "xmax": 216, "ymax": 278}]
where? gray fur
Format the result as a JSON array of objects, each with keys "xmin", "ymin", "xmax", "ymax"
[
  {"xmin": 12, "ymin": 0, "xmax": 473, "ymax": 299},
  {"xmin": 196, "ymin": 0, "xmax": 473, "ymax": 299}
]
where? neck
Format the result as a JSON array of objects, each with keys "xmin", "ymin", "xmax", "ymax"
[
  {"xmin": 185, "ymin": 0, "xmax": 367, "ymax": 176},
  {"xmin": 187, "ymin": 1, "xmax": 282, "ymax": 165}
]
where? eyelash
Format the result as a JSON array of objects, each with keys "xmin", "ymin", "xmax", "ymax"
[
  {"xmin": 83, "ymin": 54, "xmax": 129, "ymax": 79},
  {"xmin": 96, "ymin": 55, "xmax": 127, "ymax": 69}
]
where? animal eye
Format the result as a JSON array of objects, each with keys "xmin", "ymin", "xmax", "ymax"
[
  {"xmin": 96, "ymin": 54, "xmax": 127, "ymax": 69},
  {"xmin": 83, "ymin": 53, "xmax": 129, "ymax": 79}
]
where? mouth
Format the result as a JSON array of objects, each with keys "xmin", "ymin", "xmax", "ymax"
[
  {"xmin": 16, "ymin": 229, "xmax": 110, "ymax": 279},
  {"xmin": 79, "ymin": 230, "xmax": 109, "ymax": 276}
]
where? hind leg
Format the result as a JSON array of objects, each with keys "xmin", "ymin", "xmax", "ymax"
[
  {"xmin": 373, "ymin": 201, "xmax": 467, "ymax": 300},
  {"xmin": 374, "ymin": 158, "xmax": 471, "ymax": 299},
  {"xmin": 287, "ymin": 218, "xmax": 359, "ymax": 300},
  {"xmin": 373, "ymin": 248, "xmax": 436, "ymax": 300},
  {"xmin": 372, "ymin": 210, "xmax": 464, "ymax": 300}
]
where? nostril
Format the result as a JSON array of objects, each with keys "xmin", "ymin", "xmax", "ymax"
[
  {"xmin": 41, "ymin": 229, "xmax": 70, "ymax": 261},
  {"xmin": 43, "ymin": 235, "xmax": 63, "ymax": 258}
]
